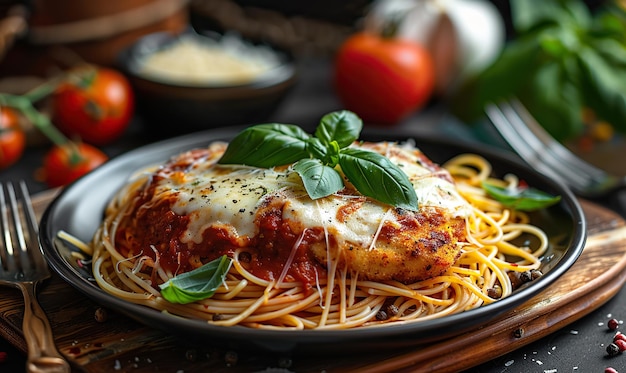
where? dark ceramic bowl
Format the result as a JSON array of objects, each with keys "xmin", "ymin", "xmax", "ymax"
[{"xmin": 118, "ymin": 31, "xmax": 297, "ymax": 134}]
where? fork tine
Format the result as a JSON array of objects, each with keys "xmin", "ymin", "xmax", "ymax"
[
  {"xmin": 16, "ymin": 181, "xmax": 46, "ymax": 271},
  {"xmin": 0, "ymin": 183, "xmax": 17, "ymax": 273},
  {"xmin": 485, "ymin": 100, "xmax": 612, "ymax": 196},
  {"xmin": 8, "ymin": 182, "xmax": 34, "ymax": 274},
  {"xmin": 508, "ymin": 99, "xmax": 609, "ymax": 180}
]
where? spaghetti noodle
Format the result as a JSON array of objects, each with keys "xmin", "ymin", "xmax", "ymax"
[{"xmin": 82, "ymin": 141, "xmax": 549, "ymax": 330}]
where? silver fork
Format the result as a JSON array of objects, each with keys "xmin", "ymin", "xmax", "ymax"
[
  {"xmin": 0, "ymin": 181, "xmax": 70, "ymax": 373},
  {"xmin": 484, "ymin": 98, "xmax": 626, "ymax": 199}
]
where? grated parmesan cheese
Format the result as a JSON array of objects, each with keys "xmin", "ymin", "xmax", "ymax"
[{"xmin": 138, "ymin": 34, "xmax": 281, "ymax": 86}]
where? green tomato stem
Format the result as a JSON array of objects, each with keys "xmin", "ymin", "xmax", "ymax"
[
  {"xmin": 0, "ymin": 93, "xmax": 68, "ymax": 147},
  {"xmin": 22, "ymin": 76, "xmax": 64, "ymax": 103}
]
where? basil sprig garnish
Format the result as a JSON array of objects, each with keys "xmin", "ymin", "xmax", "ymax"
[
  {"xmin": 159, "ymin": 255, "xmax": 232, "ymax": 304},
  {"xmin": 218, "ymin": 110, "xmax": 419, "ymax": 211},
  {"xmin": 481, "ymin": 181, "xmax": 561, "ymax": 211}
]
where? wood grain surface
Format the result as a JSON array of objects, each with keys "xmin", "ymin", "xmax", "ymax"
[{"xmin": 1, "ymin": 191, "xmax": 625, "ymax": 373}]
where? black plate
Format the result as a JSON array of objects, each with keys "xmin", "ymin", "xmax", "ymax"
[{"xmin": 39, "ymin": 128, "xmax": 586, "ymax": 355}]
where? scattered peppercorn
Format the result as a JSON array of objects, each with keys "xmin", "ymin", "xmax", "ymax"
[
  {"xmin": 519, "ymin": 271, "xmax": 533, "ymax": 283},
  {"xmin": 529, "ymin": 269, "xmax": 543, "ymax": 280},
  {"xmin": 212, "ymin": 313, "xmax": 224, "ymax": 321},
  {"xmin": 0, "ymin": 351, "xmax": 7, "ymax": 363},
  {"xmin": 608, "ymin": 318, "xmax": 620, "ymax": 331},
  {"xmin": 507, "ymin": 272, "xmax": 523, "ymax": 289},
  {"xmin": 185, "ymin": 349, "xmax": 198, "ymax": 362},
  {"xmin": 605, "ymin": 367, "xmax": 619, "ymax": 373},
  {"xmin": 376, "ymin": 310, "xmax": 388, "ymax": 321},
  {"xmin": 614, "ymin": 332, "xmax": 626, "ymax": 343},
  {"xmin": 94, "ymin": 307, "xmax": 108, "ymax": 323},
  {"xmin": 606, "ymin": 343, "xmax": 621, "ymax": 356},
  {"xmin": 487, "ymin": 285, "xmax": 502, "ymax": 299},
  {"xmin": 386, "ymin": 304, "xmax": 399, "ymax": 317},
  {"xmin": 615, "ymin": 339, "xmax": 626, "ymax": 352}
]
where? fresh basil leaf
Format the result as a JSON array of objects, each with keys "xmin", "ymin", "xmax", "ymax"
[
  {"xmin": 594, "ymin": 11, "xmax": 626, "ymax": 37},
  {"xmin": 293, "ymin": 158, "xmax": 344, "ymax": 199},
  {"xmin": 338, "ymin": 148, "xmax": 418, "ymax": 211},
  {"xmin": 526, "ymin": 60, "xmax": 583, "ymax": 140},
  {"xmin": 315, "ymin": 110, "xmax": 362, "ymax": 148},
  {"xmin": 217, "ymin": 111, "xmax": 420, "ymax": 209},
  {"xmin": 160, "ymin": 255, "xmax": 232, "ymax": 304},
  {"xmin": 511, "ymin": 0, "xmax": 590, "ymax": 34},
  {"xmin": 577, "ymin": 46, "xmax": 626, "ymax": 133},
  {"xmin": 591, "ymin": 39, "xmax": 626, "ymax": 67},
  {"xmin": 306, "ymin": 137, "xmax": 328, "ymax": 163},
  {"xmin": 510, "ymin": 0, "xmax": 562, "ymax": 34},
  {"xmin": 218, "ymin": 124, "xmax": 310, "ymax": 168},
  {"xmin": 481, "ymin": 181, "xmax": 561, "ymax": 211},
  {"xmin": 561, "ymin": 0, "xmax": 592, "ymax": 29}
]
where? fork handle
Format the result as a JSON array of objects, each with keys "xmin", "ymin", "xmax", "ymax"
[{"xmin": 20, "ymin": 283, "xmax": 71, "ymax": 373}]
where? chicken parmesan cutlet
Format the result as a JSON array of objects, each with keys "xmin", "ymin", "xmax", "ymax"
[{"xmin": 114, "ymin": 141, "xmax": 472, "ymax": 289}]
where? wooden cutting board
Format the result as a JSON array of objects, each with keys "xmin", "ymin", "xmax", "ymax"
[{"xmin": 1, "ymin": 191, "xmax": 626, "ymax": 373}]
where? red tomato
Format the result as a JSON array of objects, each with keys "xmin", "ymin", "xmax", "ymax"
[
  {"xmin": 334, "ymin": 32, "xmax": 435, "ymax": 125},
  {"xmin": 42, "ymin": 142, "xmax": 108, "ymax": 188},
  {"xmin": 0, "ymin": 107, "xmax": 26, "ymax": 169},
  {"xmin": 52, "ymin": 66, "xmax": 134, "ymax": 146}
]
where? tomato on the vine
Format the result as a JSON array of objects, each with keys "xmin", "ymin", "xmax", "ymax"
[
  {"xmin": 52, "ymin": 66, "xmax": 134, "ymax": 146},
  {"xmin": 0, "ymin": 107, "xmax": 26, "ymax": 169},
  {"xmin": 41, "ymin": 142, "xmax": 108, "ymax": 188},
  {"xmin": 334, "ymin": 32, "xmax": 435, "ymax": 125}
]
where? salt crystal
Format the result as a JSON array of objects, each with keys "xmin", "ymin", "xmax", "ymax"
[{"xmin": 504, "ymin": 360, "xmax": 514, "ymax": 367}]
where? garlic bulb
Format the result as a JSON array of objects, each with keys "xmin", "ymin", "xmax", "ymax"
[{"xmin": 365, "ymin": 0, "xmax": 505, "ymax": 95}]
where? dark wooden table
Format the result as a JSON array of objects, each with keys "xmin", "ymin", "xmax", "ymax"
[{"xmin": 2, "ymin": 57, "xmax": 626, "ymax": 372}]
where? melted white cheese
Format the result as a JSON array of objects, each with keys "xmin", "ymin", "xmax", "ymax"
[{"xmin": 152, "ymin": 142, "xmax": 472, "ymax": 246}]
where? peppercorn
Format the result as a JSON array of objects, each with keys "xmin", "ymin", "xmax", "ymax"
[
  {"xmin": 605, "ymin": 367, "xmax": 619, "ymax": 373},
  {"xmin": 212, "ymin": 313, "xmax": 224, "ymax": 321},
  {"xmin": 614, "ymin": 332, "xmax": 626, "ymax": 343},
  {"xmin": 94, "ymin": 307, "xmax": 108, "ymax": 323},
  {"xmin": 608, "ymin": 318, "xmax": 620, "ymax": 331},
  {"xmin": 529, "ymin": 269, "xmax": 543, "ymax": 280},
  {"xmin": 519, "ymin": 271, "xmax": 533, "ymax": 283},
  {"xmin": 606, "ymin": 343, "xmax": 621, "ymax": 356},
  {"xmin": 507, "ymin": 272, "xmax": 523, "ymax": 289},
  {"xmin": 615, "ymin": 339, "xmax": 626, "ymax": 352},
  {"xmin": 376, "ymin": 310, "xmax": 388, "ymax": 321},
  {"xmin": 386, "ymin": 304, "xmax": 399, "ymax": 317},
  {"xmin": 185, "ymin": 349, "xmax": 198, "ymax": 362},
  {"xmin": 487, "ymin": 285, "xmax": 502, "ymax": 299}
]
